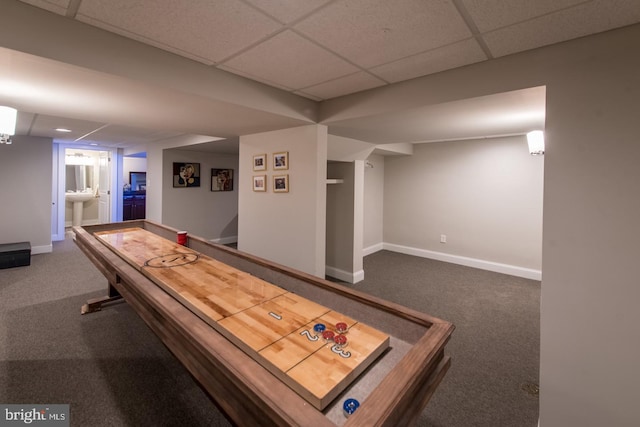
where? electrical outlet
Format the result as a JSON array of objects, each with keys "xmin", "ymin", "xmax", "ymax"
[{"xmin": 440, "ymin": 234, "xmax": 447, "ymax": 243}]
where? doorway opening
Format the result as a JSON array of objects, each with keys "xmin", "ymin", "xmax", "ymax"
[{"xmin": 61, "ymin": 147, "xmax": 112, "ymax": 232}]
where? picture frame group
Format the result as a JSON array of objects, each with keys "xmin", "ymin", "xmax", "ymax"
[{"xmin": 252, "ymin": 151, "xmax": 289, "ymax": 193}]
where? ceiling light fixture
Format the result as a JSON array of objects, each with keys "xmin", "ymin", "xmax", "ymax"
[
  {"xmin": 55, "ymin": 128, "xmax": 72, "ymax": 133},
  {"xmin": 0, "ymin": 106, "xmax": 17, "ymax": 144},
  {"xmin": 527, "ymin": 130, "xmax": 545, "ymax": 155}
]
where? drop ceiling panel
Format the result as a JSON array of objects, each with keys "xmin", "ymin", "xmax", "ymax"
[
  {"xmin": 461, "ymin": 0, "xmax": 588, "ymax": 32},
  {"xmin": 370, "ymin": 39, "xmax": 487, "ymax": 83},
  {"xmin": 482, "ymin": 0, "xmax": 640, "ymax": 58},
  {"xmin": 300, "ymin": 71, "xmax": 386, "ymax": 100},
  {"xmin": 76, "ymin": 0, "xmax": 283, "ymax": 65},
  {"xmin": 245, "ymin": 0, "xmax": 332, "ymax": 24},
  {"xmin": 220, "ymin": 30, "xmax": 361, "ymax": 90},
  {"xmin": 294, "ymin": 0, "xmax": 472, "ymax": 68}
]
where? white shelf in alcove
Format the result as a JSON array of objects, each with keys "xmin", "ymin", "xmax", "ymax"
[{"xmin": 326, "ymin": 179, "xmax": 344, "ymax": 184}]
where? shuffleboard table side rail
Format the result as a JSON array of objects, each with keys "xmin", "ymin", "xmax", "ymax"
[
  {"xmin": 73, "ymin": 225, "xmax": 334, "ymax": 427},
  {"xmin": 138, "ymin": 220, "xmax": 453, "ymax": 329},
  {"xmin": 345, "ymin": 323, "xmax": 453, "ymax": 426}
]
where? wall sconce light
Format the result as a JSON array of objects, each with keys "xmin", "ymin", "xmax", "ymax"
[
  {"xmin": 0, "ymin": 106, "xmax": 17, "ymax": 145},
  {"xmin": 527, "ymin": 130, "xmax": 544, "ymax": 155}
]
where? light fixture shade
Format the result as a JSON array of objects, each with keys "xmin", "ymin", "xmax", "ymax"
[
  {"xmin": 527, "ymin": 130, "xmax": 544, "ymax": 155},
  {"xmin": 0, "ymin": 106, "xmax": 17, "ymax": 136}
]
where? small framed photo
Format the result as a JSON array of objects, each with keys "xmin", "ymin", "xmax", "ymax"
[
  {"xmin": 173, "ymin": 162, "xmax": 201, "ymax": 187},
  {"xmin": 253, "ymin": 175, "xmax": 266, "ymax": 192},
  {"xmin": 211, "ymin": 168, "xmax": 233, "ymax": 191},
  {"xmin": 273, "ymin": 174, "xmax": 289, "ymax": 193},
  {"xmin": 273, "ymin": 151, "xmax": 289, "ymax": 170},
  {"xmin": 253, "ymin": 154, "xmax": 267, "ymax": 171}
]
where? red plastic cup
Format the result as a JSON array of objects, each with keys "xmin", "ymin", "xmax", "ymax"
[{"xmin": 177, "ymin": 231, "xmax": 187, "ymax": 245}]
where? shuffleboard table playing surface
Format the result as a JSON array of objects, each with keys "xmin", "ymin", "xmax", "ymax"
[{"xmin": 94, "ymin": 227, "xmax": 390, "ymax": 410}]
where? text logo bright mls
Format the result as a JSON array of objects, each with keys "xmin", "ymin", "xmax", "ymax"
[{"xmin": 0, "ymin": 405, "xmax": 69, "ymax": 427}]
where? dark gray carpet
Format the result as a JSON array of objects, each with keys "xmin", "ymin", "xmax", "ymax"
[
  {"xmin": 0, "ymin": 238, "xmax": 539, "ymax": 426},
  {"xmin": 351, "ymin": 251, "xmax": 540, "ymax": 427}
]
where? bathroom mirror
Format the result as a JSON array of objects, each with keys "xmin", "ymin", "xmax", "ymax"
[{"xmin": 66, "ymin": 165, "xmax": 95, "ymax": 192}]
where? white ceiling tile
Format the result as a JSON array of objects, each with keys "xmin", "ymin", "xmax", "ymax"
[
  {"xmin": 300, "ymin": 72, "xmax": 387, "ymax": 100},
  {"xmin": 17, "ymin": 0, "xmax": 70, "ymax": 15},
  {"xmin": 482, "ymin": 0, "xmax": 640, "ymax": 58},
  {"xmin": 294, "ymin": 0, "xmax": 471, "ymax": 68},
  {"xmin": 245, "ymin": 0, "xmax": 332, "ymax": 23},
  {"xmin": 76, "ymin": 0, "xmax": 283, "ymax": 64},
  {"xmin": 220, "ymin": 30, "xmax": 361, "ymax": 90},
  {"xmin": 370, "ymin": 38, "xmax": 487, "ymax": 83},
  {"xmin": 461, "ymin": 0, "xmax": 587, "ymax": 32}
]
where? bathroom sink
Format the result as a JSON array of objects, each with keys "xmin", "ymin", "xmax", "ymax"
[
  {"xmin": 66, "ymin": 192, "xmax": 96, "ymax": 226},
  {"xmin": 65, "ymin": 192, "xmax": 95, "ymax": 203}
]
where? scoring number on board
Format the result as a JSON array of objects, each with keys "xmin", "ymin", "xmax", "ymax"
[
  {"xmin": 331, "ymin": 344, "xmax": 351, "ymax": 358},
  {"xmin": 300, "ymin": 330, "xmax": 319, "ymax": 341}
]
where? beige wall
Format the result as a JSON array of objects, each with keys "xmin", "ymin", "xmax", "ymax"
[
  {"xmin": 363, "ymin": 154, "xmax": 385, "ymax": 253},
  {"xmin": 238, "ymin": 125, "xmax": 327, "ymax": 277},
  {"xmin": 383, "ymin": 136, "xmax": 543, "ymax": 273},
  {"xmin": 162, "ymin": 149, "xmax": 238, "ymax": 241},
  {"xmin": 326, "ymin": 162, "xmax": 356, "ymax": 280},
  {"xmin": 0, "ymin": 136, "xmax": 52, "ymax": 252}
]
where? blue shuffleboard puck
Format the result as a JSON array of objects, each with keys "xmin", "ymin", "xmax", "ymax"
[{"xmin": 343, "ymin": 398, "xmax": 360, "ymax": 417}]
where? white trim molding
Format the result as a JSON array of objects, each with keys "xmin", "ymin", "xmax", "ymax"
[
  {"xmin": 31, "ymin": 244, "xmax": 53, "ymax": 254},
  {"xmin": 383, "ymin": 243, "xmax": 542, "ymax": 281},
  {"xmin": 363, "ymin": 242, "xmax": 384, "ymax": 257},
  {"xmin": 325, "ymin": 265, "xmax": 365, "ymax": 284},
  {"xmin": 210, "ymin": 236, "xmax": 238, "ymax": 245}
]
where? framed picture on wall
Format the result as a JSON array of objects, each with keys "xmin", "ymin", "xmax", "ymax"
[
  {"xmin": 273, "ymin": 174, "xmax": 289, "ymax": 193},
  {"xmin": 173, "ymin": 162, "xmax": 200, "ymax": 187},
  {"xmin": 273, "ymin": 151, "xmax": 289, "ymax": 170},
  {"xmin": 211, "ymin": 168, "xmax": 233, "ymax": 191},
  {"xmin": 253, "ymin": 175, "xmax": 266, "ymax": 192},
  {"xmin": 253, "ymin": 154, "xmax": 267, "ymax": 171}
]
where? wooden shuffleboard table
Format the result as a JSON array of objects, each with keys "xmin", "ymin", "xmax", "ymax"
[{"xmin": 74, "ymin": 220, "xmax": 454, "ymax": 426}]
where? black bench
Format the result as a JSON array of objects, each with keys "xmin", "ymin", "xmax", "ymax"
[{"xmin": 0, "ymin": 242, "xmax": 31, "ymax": 269}]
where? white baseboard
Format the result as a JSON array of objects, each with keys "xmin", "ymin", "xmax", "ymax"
[
  {"xmin": 383, "ymin": 243, "xmax": 542, "ymax": 281},
  {"xmin": 65, "ymin": 219, "xmax": 100, "ymax": 228},
  {"xmin": 325, "ymin": 265, "xmax": 365, "ymax": 284},
  {"xmin": 210, "ymin": 235, "xmax": 238, "ymax": 245},
  {"xmin": 363, "ymin": 242, "xmax": 384, "ymax": 257},
  {"xmin": 32, "ymin": 244, "xmax": 53, "ymax": 254}
]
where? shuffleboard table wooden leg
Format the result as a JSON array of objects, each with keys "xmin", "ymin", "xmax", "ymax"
[{"xmin": 81, "ymin": 282, "xmax": 123, "ymax": 314}]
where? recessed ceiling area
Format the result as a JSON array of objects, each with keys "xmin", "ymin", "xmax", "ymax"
[{"xmin": 325, "ymin": 86, "xmax": 546, "ymax": 144}]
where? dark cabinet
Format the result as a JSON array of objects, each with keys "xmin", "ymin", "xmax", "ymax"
[{"xmin": 123, "ymin": 191, "xmax": 146, "ymax": 220}]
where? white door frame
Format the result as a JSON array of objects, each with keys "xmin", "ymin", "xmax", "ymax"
[{"xmin": 53, "ymin": 143, "xmax": 119, "ymax": 239}]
